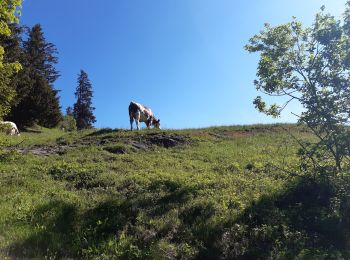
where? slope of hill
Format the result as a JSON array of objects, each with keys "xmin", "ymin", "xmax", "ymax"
[{"xmin": 0, "ymin": 124, "xmax": 349, "ymax": 259}]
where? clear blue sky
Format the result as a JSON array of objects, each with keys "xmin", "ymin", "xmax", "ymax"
[{"xmin": 20, "ymin": 0, "xmax": 347, "ymax": 129}]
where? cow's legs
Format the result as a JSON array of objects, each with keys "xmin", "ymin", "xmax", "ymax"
[
  {"xmin": 130, "ymin": 116, "xmax": 134, "ymax": 131},
  {"xmin": 135, "ymin": 111, "xmax": 141, "ymax": 130}
]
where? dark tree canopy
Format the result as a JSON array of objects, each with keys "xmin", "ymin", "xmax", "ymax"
[
  {"xmin": 0, "ymin": 0, "xmax": 22, "ymax": 119},
  {"xmin": 24, "ymin": 24, "xmax": 60, "ymax": 84},
  {"xmin": 6, "ymin": 24, "xmax": 62, "ymax": 127},
  {"xmin": 246, "ymin": 2, "xmax": 350, "ymax": 173},
  {"xmin": 0, "ymin": 24, "xmax": 23, "ymax": 64},
  {"xmin": 66, "ymin": 106, "xmax": 73, "ymax": 116},
  {"xmin": 73, "ymin": 70, "xmax": 96, "ymax": 129},
  {"xmin": 0, "ymin": 25, "xmax": 32, "ymax": 110}
]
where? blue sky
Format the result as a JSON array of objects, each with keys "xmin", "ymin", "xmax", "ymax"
[{"xmin": 20, "ymin": 0, "xmax": 347, "ymax": 129}]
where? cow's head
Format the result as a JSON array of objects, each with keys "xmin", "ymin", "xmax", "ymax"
[{"xmin": 152, "ymin": 118, "xmax": 161, "ymax": 129}]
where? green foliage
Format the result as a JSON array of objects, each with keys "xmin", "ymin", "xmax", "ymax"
[
  {"xmin": 0, "ymin": 132, "xmax": 19, "ymax": 162},
  {"xmin": 0, "ymin": 24, "xmax": 26, "ymax": 112},
  {"xmin": 219, "ymin": 176, "xmax": 350, "ymax": 259},
  {"xmin": 246, "ymin": 3, "xmax": 350, "ymax": 173},
  {"xmin": 0, "ymin": 0, "xmax": 22, "ymax": 37},
  {"xmin": 58, "ymin": 115, "xmax": 77, "ymax": 132},
  {"xmin": 0, "ymin": 0, "xmax": 22, "ymax": 120},
  {"xmin": 6, "ymin": 24, "xmax": 62, "ymax": 127}
]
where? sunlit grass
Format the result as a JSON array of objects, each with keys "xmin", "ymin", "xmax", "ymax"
[{"xmin": 0, "ymin": 124, "xmax": 347, "ymax": 259}]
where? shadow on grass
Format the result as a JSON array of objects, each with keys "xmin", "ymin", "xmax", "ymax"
[
  {"xmin": 7, "ymin": 179, "xmax": 204, "ymax": 258},
  {"xmin": 8, "ymin": 198, "xmax": 140, "ymax": 258},
  {"xmin": 218, "ymin": 176, "xmax": 350, "ymax": 259},
  {"xmin": 146, "ymin": 179, "xmax": 200, "ymax": 216},
  {"xmin": 8, "ymin": 200, "xmax": 78, "ymax": 258},
  {"xmin": 9, "ymin": 175, "xmax": 349, "ymax": 259}
]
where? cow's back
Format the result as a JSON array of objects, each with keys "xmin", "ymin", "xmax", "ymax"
[
  {"xmin": 129, "ymin": 102, "xmax": 139, "ymax": 115},
  {"xmin": 129, "ymin": 102, "xmax": 154, "ymax": 119}
]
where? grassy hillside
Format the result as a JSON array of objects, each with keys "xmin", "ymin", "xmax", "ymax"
[{"xmin": 0, "ymin": 124, "xmax": 349, "ymax": 259}]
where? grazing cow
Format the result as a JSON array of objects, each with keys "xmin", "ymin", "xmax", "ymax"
[
  {"xmin": 129, "ymin": 101, "xmax": 161, "ymax": 131},
  {"xmin": 0, "ymin": 121, "xmax": 20, "ymax": 136}
]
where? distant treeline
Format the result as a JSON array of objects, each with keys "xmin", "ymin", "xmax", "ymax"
[
  {"xmin": 0, "ymin": 23, "xmax": 96, "ymax": 130},
  {"xmin": 0, "ymin": 24, "xmax": 61, "ymax": 128}
]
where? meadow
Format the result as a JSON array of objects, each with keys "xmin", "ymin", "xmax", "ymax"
[{"xmin": 0, "ymin": 124, "xmax": 349, "ymax": 259}]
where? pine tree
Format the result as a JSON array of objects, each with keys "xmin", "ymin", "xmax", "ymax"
[
  {"xmin": 0, "ymin": 24, "xmax": 24, "ymax": 65},
  {"xmin": 73, "ymin": 70, "xmax": 96, "ymax": 129},
  {"xmin": 8, "ymin": 24, "xmax": 62, "ymax": 127},
  {"xmin": 0, "ymin": 25, "xmax": 32, "ymax": 119},
  {"xmin": 66, "ymin": 106, "xmax": 73, "ymax": 116},
  {"xmin": 0, "ymin": 0, "xmax": 22, "ymax": 119}
]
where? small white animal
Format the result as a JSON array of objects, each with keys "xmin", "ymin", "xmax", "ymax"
[{"xmin": 0, "ymin": 121, "xmax": 20, "ymax": 136}]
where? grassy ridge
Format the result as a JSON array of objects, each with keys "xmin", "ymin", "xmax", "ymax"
[{"xmin": 0, "ymin": 124, "xmax": 349, "ymax": 259}]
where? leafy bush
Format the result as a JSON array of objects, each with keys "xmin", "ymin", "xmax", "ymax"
[{"xmin": 58, "ymin": 115, "xmax": 77, "ymax": 132}]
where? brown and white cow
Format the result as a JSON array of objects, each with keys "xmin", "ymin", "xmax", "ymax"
[
  {"xmin": 0, "ymin": 121, "xmax": 20, "ymax": 136},
  {"xmin": 129, "ymin": 101, "xmax": 161, "ymax": 131}
]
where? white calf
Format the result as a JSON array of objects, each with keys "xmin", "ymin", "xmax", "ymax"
[{"xmin": 0, "ymin": 121, "xmax": 20, "ymax": 136}]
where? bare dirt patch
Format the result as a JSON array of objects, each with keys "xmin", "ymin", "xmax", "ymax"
[
  {"xmin": 9, "ymin": 131, "xmax": 192, "ymax": 156},
  {"xmin": 10, "ymin": 145, "xmax": 69, "ymax": 156},
  {"xmin": 146, "ymin": 133, "xmax": 189, "ymax": 148},
  {"xmin": 124, "ymin": 133, "xmax": 191, "ymax": 152},
  {"xmin": 103, "ymin": 145, "xmax": 129, "ymax": 154}
]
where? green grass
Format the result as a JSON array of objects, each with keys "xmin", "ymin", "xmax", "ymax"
[{"xmin": 0, "ymin": 124, "xmax": 349, "ymax": 259}]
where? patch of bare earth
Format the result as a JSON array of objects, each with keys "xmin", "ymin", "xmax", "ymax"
[
  {"xmin": 9, "ymin": 132, "xmax": 191, "ymax": 156},
  {"xmin": 131, "ymin": 133, "xmax": 190, "ymax": 150},
  {"xmin": 8, "ymin": 145, "xmax": 69, "ymax": 156}
]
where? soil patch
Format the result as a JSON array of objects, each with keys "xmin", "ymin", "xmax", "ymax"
[
  {"xmin": 146, "ymin": 133, "xmax": 189, "ymax": 148},
  {"xmin": 9, "ymin": 145, "xmax": 69, "ymax": 156},
  {"xmin": 122, "ymin": 133, "xmax": 190, "ymax": 152},
  {"xmin": 11, "ymin": 132, "xmax": 191, "ymax": 156},
  {"xmin": 103, "ymin": 145, "xmax": 128, "ymax": 154}
]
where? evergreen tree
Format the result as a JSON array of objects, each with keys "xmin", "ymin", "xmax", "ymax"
[
  {"xmin": 73, "ymin": 70, "xmax": 96, "ymax": 129},
  {"xmin": 0, "ymin": 24, "xmax": 24, "ymax": 65},
  {"xmin": 66, "ymin": 106, "xmax": 73, "ymax": 116},
  {"xmin": 0, "ymin": 0, "xmax": 22, "ymax": 119},
  {"xmin": 0, "ymin": 25, "xmax": 32, "ymax": 115},
  {"xmin": 8, "ymin": 24, "xmax": 62, "ymax": 127}
]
